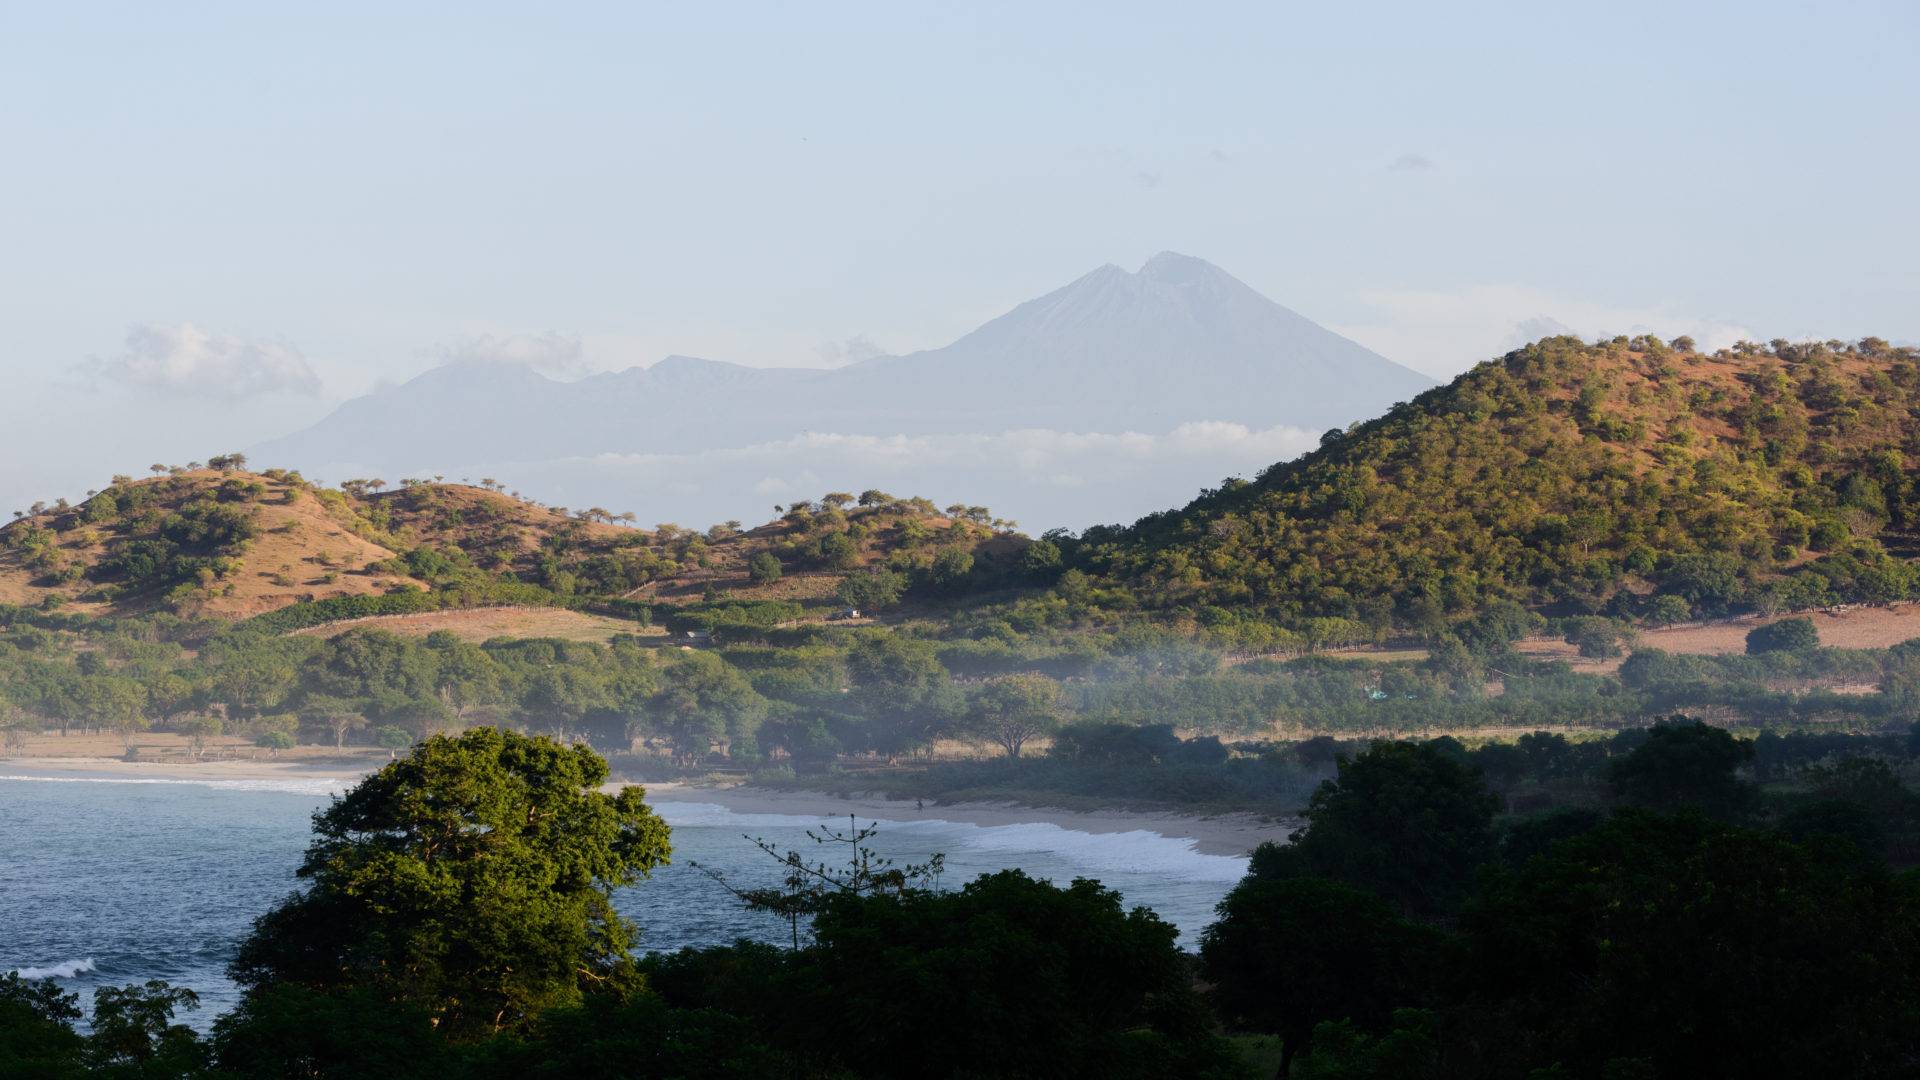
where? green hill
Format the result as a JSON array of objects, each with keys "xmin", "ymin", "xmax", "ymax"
[{"xmin": 1079, "ymin": 335, "xmax": 1920, "ymax": 643}]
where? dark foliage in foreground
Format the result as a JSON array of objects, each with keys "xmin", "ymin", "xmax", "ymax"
[
  {"xmin": 1205, "ymin": 730, "xmax": 1920, "ymax": 1078},
  {"xmin": 15, "ymin": 723, "xmax": 1920, "ymax": 1078}
]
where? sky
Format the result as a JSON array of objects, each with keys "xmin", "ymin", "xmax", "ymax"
[{"xmin": 1, "ymin": 1, "xmax": 1916, "ymax": 511}]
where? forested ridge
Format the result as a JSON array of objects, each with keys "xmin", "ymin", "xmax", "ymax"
[{"xmin": 1086, "ymin": 335, "xmax": 1920, "ymax": 642}]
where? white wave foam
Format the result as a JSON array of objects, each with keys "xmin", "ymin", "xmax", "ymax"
[
  {"xmin": 937, "ymin": 821, "xmax": 1249, "ymax": 883},
  {"xmin": 651, "ymin": 801, "xmax": 1248, "ymax": 884},
  {"xmin": 653, "ymin": 801, "xmax": 847, "ymax": 830},
  {"xmin": 11, "ymin": 958, "xmax": 95, "ymax": 979},
  {"xmin": 0, "ymin": 773, "xmax": 350, "ymax": 796}
]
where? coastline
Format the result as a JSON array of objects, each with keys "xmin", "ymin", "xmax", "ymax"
[
  {"xmin": 0, "ymin": 756, "xmax": 1290, "ymax": 859},
  {"xmin": 639, "ymin": 781, "xmax": 1292, "ymax": 858}
]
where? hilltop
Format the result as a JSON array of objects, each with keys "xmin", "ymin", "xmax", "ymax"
[
  {"xmin": 1081, "ymin": 335, "xmax": 1920, "ymax": 645},
  {"xmin": 0, "ymin": 464, "xmax": 1025, "ymax": 627}
]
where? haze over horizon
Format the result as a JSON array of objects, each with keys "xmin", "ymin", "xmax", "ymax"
[
  {"xmin": 2, "ymin": 2, "xmax": 1915, "ymax": 517},
  {"xmin": 246, "ymin": 251, "xmax": 1432, "ymax": 529}
]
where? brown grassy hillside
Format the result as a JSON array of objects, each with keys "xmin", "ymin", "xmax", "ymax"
[
  {"xmin": 0, "ymin": 469, "xmax": 414, "ymax": 618},
  {"xmin": 0, "ymin": 469, "xmax": 1027, "ymax": 624}
]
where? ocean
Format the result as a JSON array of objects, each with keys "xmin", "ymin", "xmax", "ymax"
[{"xmin": 0, "ymin": 771, "xmax": 1247, "ymax": 1027}]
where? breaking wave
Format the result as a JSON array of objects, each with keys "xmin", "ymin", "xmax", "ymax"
[
  {"xmin": 11, "ymin": 957, "xmax": 95, "ymax": 979},
  {"xmin": 0, "ymin": 773, "xmax": 350, "ymax": 796}
]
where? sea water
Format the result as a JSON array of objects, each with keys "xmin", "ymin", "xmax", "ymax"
[{"xmin": 0, "ymin": 772, "xmax": 1247, "ymax": 1026}]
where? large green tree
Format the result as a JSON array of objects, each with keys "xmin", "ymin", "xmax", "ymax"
[
  {"xmin": 1461, "ymin": 812, "xmax": 1920, "ymax": 1077},
  {"xmin": 1201, "ymin": 877, "xmax": 1442, "ymax": 1077},
  {"xmin": 1253, "ymin": 741, "xmax": 1499, "ymax": 917},
  {"xmin": 768, "ymin": 870, "xmax": 1239, "ymax": 1078},
  {"xmin": 1608, "ymin": 717, "xmax": 1754, "ymax": 816},
  {"xmin": 230, "ymin": 728, "xmax": 672, "ymax": 1039}
]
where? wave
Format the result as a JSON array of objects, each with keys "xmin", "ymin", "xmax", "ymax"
[
  {"xmin": 11, "ymin": 957, "xmax": 95, "ymax": 979},
  {"xmin": 0, "ymin": 773, "xmax": 350, "ymax": 796},
  {"xmin": 936, "ymin": 821, "xmax": 1250, "ymax": 883},
  {"xmin": 653, "ymin": 801, "xmax": 849, "ymax": 830},
  {"xmin": 653, "ymin": 802, "xmax": 1248, "ymax": 884}
]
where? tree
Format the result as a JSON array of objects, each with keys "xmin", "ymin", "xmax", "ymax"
[
  {"xmin": 180, "ymin": 714, "xmax": 222, "ymax": 759},
  {"xmin": 0, "ymin": 702, "xmax": 33, "ymax": 753},
  {"xmin": 1562, "ymin": 615, "xmax": 1631, "ymax": 659},
  {"xmin": 1253, "ymin": 741, "xmax": 1500, "ymax": 917},
  {"xmin": 300, "ymin": 695, "xmax": 366, "ymax": 749},
  {"xmin": 211, "ymin": 985, "xmax": 447, "ymax": 1080},
  {"xmin": 809, "ymin": 531, "xmax": 855, "ymax": 571},
  {"xmin": 746, "ymin": 551, "xmax": 782, "ymax": 585},
  {"xmin": 229, "ymin": 729, "xmax": 672, "ymax": 1039},
  {"xmin": 68, "ymin": 677, "xmax": 149, "ymax": 753},
  {"xmin": 458, "ymin": 992, "xmax": 784, "ymax": 1079},
  {"xmin": 653, "ymin": 652, "xmax": 766, "ymax": 763},
  {"xmin": 0, "ymin": 973, "xmax": 86, "ymax": 1078},
  {"xmin": 255, "ymin": 730, "xmax": 295, "ymax": 753},
  {"xmin": 1747, "ymin": 616, "xmax": 1819, "ymax": 654},
  {"xmin": 845, "ymin": 635, "xmax": 960, "ymax": 758},
  {"xmin": 86, "ymin": 980, "xmax": 205, "ymax": 1075},
  {"xmin": 1021, "ymin": 539, "xmax": 1063, "ymax": 580},
  {"xmin": 836, "ymin": 568, "xmax": 906, "ymax": 612},
  {"xmin": 1203, "ymin": 877, "xmax": 1442, "ymax": 1077},
  {"xmin": 967, "ymin": 674, "xmax": 1062, "ymax": 758},
  {"xmin": 1609, "ymin": 718, "xmax": 1754, "ymax": 815},
  {"xmin": 692, "ymin": 815, "xmax": 945, "ymax": 950},
  {"xmin": 785, "ymin": 871, "xmax": 1238, "ymax": 1078},
  {"xmin": 927, "ymin": 546, "xmax": 974, "ymax": 592},
  {"xmin": 373, "ymin": 724, "xmax": 412, "ymax": 759},
  {"xmin": 430, "ymin": 638, "xmax": 501, "ymax": 724},
  {"xmin": 1460, "ymin": 812, "xmax": 1920, "ymax": 1077}
]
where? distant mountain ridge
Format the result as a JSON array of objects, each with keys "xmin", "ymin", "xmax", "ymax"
[{"xmin": 252, "ymin": 254, "xmax": 1433, "ymax": 527}]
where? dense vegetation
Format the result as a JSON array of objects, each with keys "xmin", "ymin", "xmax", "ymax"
[
  {"xmin": 13, "ymin": 589, "xmax": 1920, "ymax": 812},
  {"xmin": 1074, "ymin": 336, "xmax": 1920, "ymax": 647},
  {"xmin": 1203, "ymin": 722, "xmax": 1920, "ymax": 1076},
  {"xmin": 10, "ymin": 725, "xmax": 1920, "ymax": 1077}
]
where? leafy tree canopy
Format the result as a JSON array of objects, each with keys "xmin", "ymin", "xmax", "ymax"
[{"xmin": 230, "ymin": 728, "xmax": 672, "ymax": 1039}]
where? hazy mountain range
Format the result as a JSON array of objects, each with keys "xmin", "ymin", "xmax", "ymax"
[{"xmin": 254, "ymin": 253, "xmax": 1434, "ymax": 530}]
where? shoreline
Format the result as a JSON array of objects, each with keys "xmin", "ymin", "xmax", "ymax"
[
  {"xmin": 1, "ymin": 756, "xmax": 376, "ymax": 782},
  {"xmin": 637, "ymin": 781, "xmax": 1292, "ymax": 858},
  {"xmin": 0, "ymin": 756, "xmax": 1290, "ymax": 858}
]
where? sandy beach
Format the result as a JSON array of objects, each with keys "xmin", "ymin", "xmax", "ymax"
[{"xmin": 0, "ymin": 755, "xmax": 1290, "ymax": 858}]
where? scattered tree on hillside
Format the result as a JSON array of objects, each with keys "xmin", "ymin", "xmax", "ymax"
[{"xmin": 1747, "ymin": 616, "xmax": 1820, "ymax": 655}]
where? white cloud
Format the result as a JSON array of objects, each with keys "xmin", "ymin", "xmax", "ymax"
[
  {"xmin": 83, "ymin": 322, "xmax": 321, "ymax": 398},
  {"xmin": 428, "ymin": 332, "xmax": 587, "ymax": 377},
  {"xmin": 1387, "ymin": 153, "xmax": 1434, "ymax": 171},
  {"xmin": 1332, "ymin": 285, "xmax": 1757, "ymax": 379}
]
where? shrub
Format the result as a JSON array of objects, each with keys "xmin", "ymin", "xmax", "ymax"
[{"xmin": 1747, "ymin": 617, "xmax": 1819, "ymax": 655}]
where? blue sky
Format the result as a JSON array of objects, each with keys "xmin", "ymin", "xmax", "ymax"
[{"xmin": 0, "ymin": 1, "xmax": 1915, "ymax": 506}]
